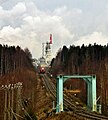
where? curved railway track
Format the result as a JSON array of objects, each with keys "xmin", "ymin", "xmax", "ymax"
[{"xmin": 41, "ymin": 74, "xmax": 108, "ymax": 120}]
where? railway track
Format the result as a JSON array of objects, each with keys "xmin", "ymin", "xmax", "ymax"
[{"xmin": 41, "ymin": 74, "xmax": 108, "ymax": 120}]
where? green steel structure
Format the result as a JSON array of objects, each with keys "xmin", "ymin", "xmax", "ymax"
[{"xmin": 56, "ymin": 75, "xmax": 97, "ymax": 113}]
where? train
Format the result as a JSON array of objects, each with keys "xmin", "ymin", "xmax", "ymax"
[
  {"xmin": 39, "ymin": 67, "xmax": 45, "ymax": 74},
  {"xmin": 38, "ymin": 57, "xmax": 47, "ymax": 74}
]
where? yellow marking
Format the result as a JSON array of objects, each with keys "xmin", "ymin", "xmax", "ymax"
[{"xmin": 64, "ymin": 90, "xmax": 80, "ymax": 93}]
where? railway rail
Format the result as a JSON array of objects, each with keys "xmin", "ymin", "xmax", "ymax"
[{"xmin": 41, "ymin": 74, "xmax": 108, "ymax": 120}]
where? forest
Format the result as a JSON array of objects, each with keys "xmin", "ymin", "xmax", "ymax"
[
  {"xmin": 0, "ymin": 44, "xmax": 33, "ymax": 75},
  {"xmin": 0, "ymin": 44, "xmax": 37, "ymax": 119},
  {"xmin": 51, "ymin": 43, "xmax": 108, "ymax": 115}
]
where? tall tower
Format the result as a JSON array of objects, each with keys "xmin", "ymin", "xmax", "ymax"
[
  {"xmin": 45, "ymin": 34, "xmax": 52, "ymax": 65},
  {"xmin": 42, "ymin": 43, "xmax": 45, "ymax": 58}
]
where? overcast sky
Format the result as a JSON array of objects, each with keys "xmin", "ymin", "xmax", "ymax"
[{"xmin": 0, "ymin": 0, "xmax": 108, "ymax": 58}]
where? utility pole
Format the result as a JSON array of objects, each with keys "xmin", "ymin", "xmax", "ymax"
[
  {"xmin": 8, "ymin": 84, "xmax": 11, "ymax": 120},
  {"xmin": 4, "ymin": 85, "xmax": 8, "ymax": 120},
  {"xmin": 0, "ymin": 82, "xmax": 23, "ymax": 120},
  {"xmin": 11, "ymin": 84, "xmax": 14, "ymax": 120},
  {"xmin": 16, "ymin": 82, "xmax": 23, "ymax": 119}
]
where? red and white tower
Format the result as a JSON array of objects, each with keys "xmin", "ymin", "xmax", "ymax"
[{"xmin": 50, "ymin": 34, "xmax": 52, "ymax": 44}]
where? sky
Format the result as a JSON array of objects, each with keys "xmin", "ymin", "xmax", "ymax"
[{"xmin": 0, "ymin": 0, "xmax": 108, "ymax": 58}]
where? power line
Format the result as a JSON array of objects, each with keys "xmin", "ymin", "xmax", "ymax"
[{"xmin": 0, "ymin": 82, "xmax": 23, "ymax": 120}]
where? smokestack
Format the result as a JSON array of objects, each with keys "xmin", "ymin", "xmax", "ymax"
[{"xmin": 50, "ymin": 34, "xmax": 52, "ymax": 44}]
